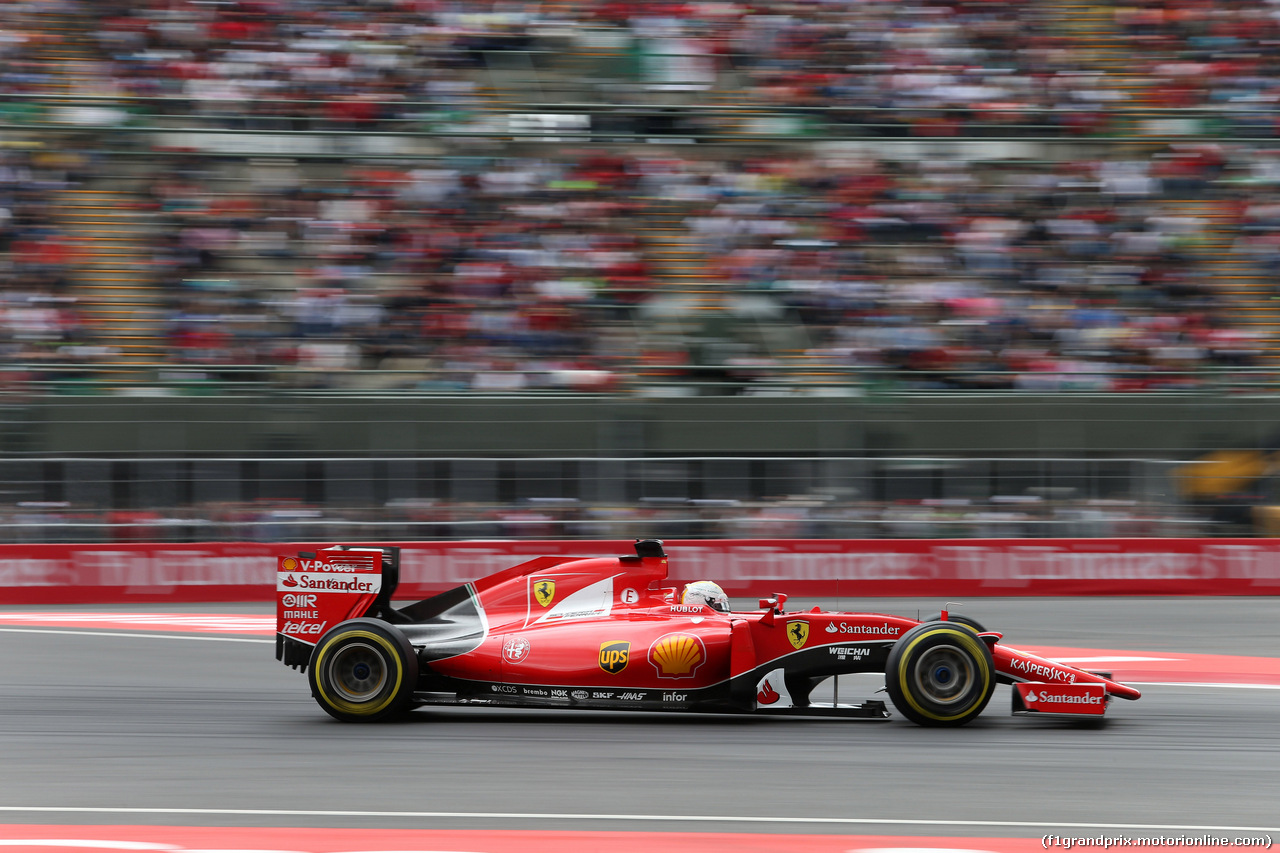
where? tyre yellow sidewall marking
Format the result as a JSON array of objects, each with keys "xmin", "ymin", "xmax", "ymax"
[
  {"xmin": 896, "ymin": 627, "xmax": 991, "ymax": 722},
  {"xmin": 314, "ymin": 630, "xmax": 404, "ymax": 717}
]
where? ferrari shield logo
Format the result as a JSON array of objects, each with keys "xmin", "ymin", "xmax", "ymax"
[
  {"xmin": 786, "ymin": 620, "xmax": 809, "ymax": 650},
  {"xmin": 533, "ymin": 579, "xmax": 556, "ymax": 608}
]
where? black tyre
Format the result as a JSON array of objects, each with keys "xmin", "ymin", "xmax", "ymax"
[
  {"xmin": 885, "ymin": 621, "xmax": 995, "ymax": 727},
  {"xmin": 307, "ymin": 619, "xmax": 418, "ymax": 722},
  {"xmin": 923, "ymin": 612, "xmax": 987, "ymax": 634}
]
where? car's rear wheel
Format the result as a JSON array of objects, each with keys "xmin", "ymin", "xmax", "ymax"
[
  {"xmin": 308, "ymin": 619, "xmax": 418, "ymax": 722},
  {"xmin": 885, "ymin": 621, "xmax": 995, "ymax": 727}
]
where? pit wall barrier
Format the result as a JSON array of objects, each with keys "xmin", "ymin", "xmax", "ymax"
[{"xmin": 3, "ymin": 539, "xmax": 1280, "ymax": 605}]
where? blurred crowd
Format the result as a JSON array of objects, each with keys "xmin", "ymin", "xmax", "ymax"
[
  {"xmin": 152, "ymin": 151, "xmax": 644, "ymax": 392},
  {"xmin": 2, "ymin": 0, "xmax": 1280, "ymax": 396},
  {"xmin": 680, "ymin": 145, "xmax": 1273, "ymax": 391},
  {"xmin": 0, "ymin": 146, "xmax": 97, "ymax": 366},
  {"xmin": 60, "ymin": 0, "xmax": 1280, "ymax": 138},
  {"xmin": 5, "ymin": 141, "xmax": 1278, "ymax": 392},
  {"xmin": 6, "ymin": 0, "xmax": 1278, "ymax": 541},
  {"xmin": 34, "ymin": 140, "xmax": 1276, "ymax": 393}
]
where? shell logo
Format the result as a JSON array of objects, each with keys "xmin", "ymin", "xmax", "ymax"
[
  {"xmin": 648, "ymin": 633, "xmax": 706, "ymax": 679},
  {"xmin": 281, "ymin": 558, "xmax": 298, "ymax": 572}
]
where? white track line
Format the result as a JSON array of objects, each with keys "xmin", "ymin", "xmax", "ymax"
[
  {"xmin": 0, "ymin": 627, "xmax": 271, "ymax": 644},
  {"xmin": 0, "ymin": 807, "xmax": 1275, "ymax": 834},
  {"xmin": 1045, "ymin": 656, "xmax": 1179, "ymax": 663},
  {"xmin": 0, "ymin": 844, "xmax": 174, "ymax": 850},
  {"xmin": 0, "ymin": 614, "xmax": 273, "ymax": 628},
  {"xmin": 3, "ymin": 629, "xmax": 1275, "ymax": 687}
]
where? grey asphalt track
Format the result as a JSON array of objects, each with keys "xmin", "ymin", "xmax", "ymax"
[{"xmin": 0, "ymin": 597, "xmax": 1277, "ymax": 839}]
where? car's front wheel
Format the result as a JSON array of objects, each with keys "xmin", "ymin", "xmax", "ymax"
[
  {"xmin": 922, "ymin": 612, "xmax": 987, "ymax": 634},
  {"xmin": 885, "ymin": 621, "xmax": 995, "ymax": 727},
  {"xmin": 307, "ymin": 619, "xmax": 418, "ymax": 722}
]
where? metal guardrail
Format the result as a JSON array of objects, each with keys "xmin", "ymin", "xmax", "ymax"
[
  {"xmin": 1, "ymin": 363, "xmax": 1277, "ymax": 398},
  {"xmin": 5, "ymin": 93, "xmax": 1280, "ymax": 143},
  {"xmin": 0, "ymin": 513, "xmax": 1216, "ymax": 544}
]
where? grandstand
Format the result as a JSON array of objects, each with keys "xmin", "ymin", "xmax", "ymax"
[{"xmin": 3, "ymin": 0, "xmax": 1280, "ymax": 539}]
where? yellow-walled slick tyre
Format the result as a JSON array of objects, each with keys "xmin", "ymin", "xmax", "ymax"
[
  {"xmin": 922, "ymin": 612, "xmax": 987, "ymax": 634},
  {"xmin": 307, "ymin": 619, "xmax": 418, "ymax": 723},
  {"xmin": 885, "ymin": 621, "xmax": 995, "ymax": 727}
]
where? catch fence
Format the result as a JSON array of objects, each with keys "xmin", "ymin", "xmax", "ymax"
[{"xmin": 0, "ymin": 454, "xmax": 1208, "ymax": 544}]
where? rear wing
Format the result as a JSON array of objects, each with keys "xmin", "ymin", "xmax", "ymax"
[{"xmin": 275, "ymin": 545, "xmax": 401, "ymax": 671}]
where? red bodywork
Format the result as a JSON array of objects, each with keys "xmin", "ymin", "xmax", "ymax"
[{"xmin": 276, "ymin": 541, "xmax": 1140, "ymax": 721}]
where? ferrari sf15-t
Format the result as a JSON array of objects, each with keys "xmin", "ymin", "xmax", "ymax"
[{"xmin": 275, "ymin": 540, "xmax": 1140, "ymax": 726}]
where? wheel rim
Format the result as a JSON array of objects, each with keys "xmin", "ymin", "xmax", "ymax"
[
  {"xmin": 327, "ymin": 641, "xmax": 388, "ymax": 703},
  {"xmin": 912, "ymin": 644, "xmax": 974, "ymax": 705}
]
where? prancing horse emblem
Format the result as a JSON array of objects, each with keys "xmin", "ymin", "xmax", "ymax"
[
  {"xmin": 534, "ymin": 579, "xmax": 556, "ymax": 608},
  {"xmin": 787, "ymin": 620, "xmax": 809, "ymax": 650}
]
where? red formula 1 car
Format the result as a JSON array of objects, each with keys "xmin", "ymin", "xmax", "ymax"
[{"xmin": 275, "ymin": 540, "xmax": 1141, "ymax": 727}]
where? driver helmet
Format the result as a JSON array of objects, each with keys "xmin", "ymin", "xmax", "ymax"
[{"xmin": 682, "ymin": 580, "xmax": 730, "ymax": 614}]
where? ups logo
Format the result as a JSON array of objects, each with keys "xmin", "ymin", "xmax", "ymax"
[{"xmin": 599, "ymin": 640, "xmax": 630, "ymax": 674}]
